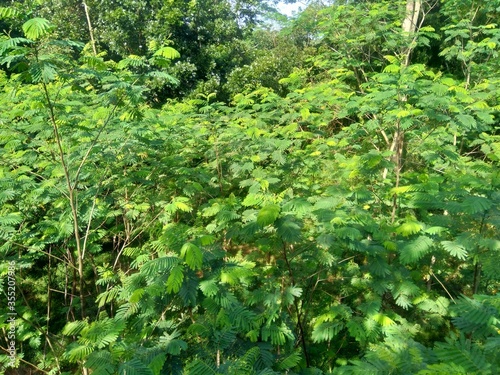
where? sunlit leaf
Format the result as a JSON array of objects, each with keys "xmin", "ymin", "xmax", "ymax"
[
  {"xmin": 153, "ymin": 46, "xmax": 180, "ymax": 59},
  {"xmin": 441, "ymin": 241, "xmax": 468, "ymax": 260},
  {"xmin": 166, "ymin": 265, "xmax": 184, "ymax": 293},
  {"xmin": 22, "ymin": 18, "xmax": 52, "ymax": 40},
  {"xmin": 257, "ymin": 204, "xmax": 280, "ymax": 226}
]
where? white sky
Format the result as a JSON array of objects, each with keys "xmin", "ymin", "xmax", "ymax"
[{"xmin": 276, "ymin": 1, "xmax": 304, "ymax": 17}]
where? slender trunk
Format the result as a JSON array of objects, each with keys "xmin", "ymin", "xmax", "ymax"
[
  {"xmin": 70, "ymin": 266, "xmax": 77, "ymax": 321},
  {"xmin": 386, "ymin": 0, "xmax": 422, "ymax": 222},
  {"xmin": 402, "ymin": 1, "xmax": 421, "ymax": 40},
  {"xmin": 82, "ymin": 1, "xmax": 97, "ymax": 56},
  {"xmin": 68, "ymin": 189, "xmax": 86, "ymax": 319},
  {"xmin": 42, "ymin": 81, "xmax": 86, "ymax": 319},
  {"xmin": 390, "ymin": 120, "xmax": 404, "ymax": 223},
  {"xmin": 473, "ymin": 212, "xmax": 488, "ymax": 294},
  {"xmin": 282, "ymin": 243, "xmax": 310, "ymax": 367},
  {"xmin": 45, "ymin": 246, "xmax": 51, "ymax": 356},
  {"xmin": 473, "ymin": 263, "xmax": 481, "ymax": 294}
]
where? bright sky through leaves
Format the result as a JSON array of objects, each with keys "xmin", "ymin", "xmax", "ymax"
[{"xmin": 277, "ymin": 1, "xmax": 304, "ymax": 16}]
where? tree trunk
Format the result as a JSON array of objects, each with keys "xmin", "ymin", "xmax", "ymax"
[
  {"xmin": 82, "ymin": 1, "xmax": 97, "ymax": 56},
  {"xmin": 402, "ymin": 0, "xmax": 421, "ymax": 34},
  {"xmin": 388, "ymin": 0, "xmax": 423, "ymax": 223}
]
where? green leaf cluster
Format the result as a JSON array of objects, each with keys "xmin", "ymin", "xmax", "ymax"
[{"xmin": 0, "ymin": 1, "xmax": 499, "ymax": 374}]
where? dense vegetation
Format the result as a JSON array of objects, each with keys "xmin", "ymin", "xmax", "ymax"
[{"xmin": 0, "ymin": 0, "xmax": 499, "ymax": 374}]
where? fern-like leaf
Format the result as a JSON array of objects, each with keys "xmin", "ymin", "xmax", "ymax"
[
  {"xmin": 30, "ymin": 61, "xmax": 58, "ymax": 83},
  {"xmin": 312, "ymin": 321, "xmax": 344, "ymax": 342},
  {"xmin": 0, "ymin": 212, "xmax": 22, "ymax": 226},
  {"xmin": 0, "ymin": 7, "xmax": 20, "ymax": 18},
  {"xmin": 228, "ymin": 305, "xmax": 259, "ymax": 332},
  {"xmin": 277, "ymin": 351, "xmax": 302, "ymax": 370},
  {"xmin": 62, "ymin": 320, "xmax": 88, "ymax": 336},
  {"xmin": 141, "ymin": 256, "xmax": 179, "ymax": 277},
  {"xmin": 417, "ymin": 362, "xmax": 468, "ymax": 374},
  {"xmin": 167, "ymin": 264, "xmax": 184, "ymax": 293},
  {"xmin": 22, "ymin": 18, "xmax": 52, "ymax": 40},
  {"xmin": 276, "ymin": 216, "xmax": 302, "ymax": 243},
  {"xmin": 199, "ymin": 278, "xmax": 219, "ymax": 297},
  {"xmin": 257, "ymin": 204, "xmax": 280, "ymax": 226},
  {"xmin": 441, "ymin": 240, "xmax": 468, "ymax": 260},
  {"xmin": 395, "ymin": 219, "xmax": 423, "ymax": 237},
  {"xmin": 80, "ymin": 318, "xmax": 125, "ymax": 349},
  {"xmin": 185, "ymin": 359, "xmax": 217, "ymax": 375},
  {"xmin": 400, "ymin": 236, "xmax": 433, "ymax": 264},
  {"xmin": 333, "ymin": 358, "xmax": 391, "ymax": 375},
  {"xmin": 153, "ymin": 46, "xmax": 180, "ymax": 59},
  {"xmin": 85, "ymin": 350, "xmax": 115, "ymax": 375},
  {"xmin": 451, "ymin": 295, "xmax": 499, "ymax": 337},
  {"xmin": 117, "ymin": 55, "xmax": 146, "ymax": 70},
  {"xmin": 118, "ymin": 358, "xmax": 154, "ymax": 375},
  {"xmin": 0, "ymin": 37, "xmax": 32, "ymax": 54},
  {"xmin": 159, "ymin": 330, "xmax": 188, "ymax": 355},
  {"xmin": 434, "ymin": 334, "xmax": 491, "ymax": 374},
  {"xmin": 462, "ymin": 196, "xmax": 492, "ymax": 214},
  {"xmin": 65, "ymin": 344, "xmax": 94, "ymax": 362},
  {"xmin": 261, "ymin": 323, "xmax": 293, "ymax": 345},
  {"xmin": 180, "ymin": 242, "xmax": 203, "ymax": 270}
]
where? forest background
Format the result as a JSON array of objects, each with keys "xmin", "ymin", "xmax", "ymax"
[{"xmin": 0, "ymin": 0, "xmax": 499, "ymax": 374}]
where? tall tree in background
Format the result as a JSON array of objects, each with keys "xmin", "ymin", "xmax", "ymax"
[{"xmin": 30, "ymin": 0, "xmax": 275, "ymax": 99}]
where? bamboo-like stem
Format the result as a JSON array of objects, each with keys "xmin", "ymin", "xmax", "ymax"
[
  {"xmin": 282, "ymin": 243, "xmax": 310, "ymax": 367},
  {"xmin": 430, "ymin": 271, "xmax": 456, "ymax": 303},
  {"xmin": 82, "ymin": 1, "xmax": 97, "ymax": 56}
]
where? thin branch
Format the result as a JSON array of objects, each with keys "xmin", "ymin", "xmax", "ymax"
[
  {"xmin": 8, "ymin": 242, "xmax": 79, "ymax": 271},
  {"xmin": 26, "ymin": 170, "xmax": 69, "ymax": 199},
  {"xmin": 82, "ymin": 1, "xmax": 98, "ymax": 56},
  {"xmin": 430, "ymin": 271, "xmax": 456, "ymax": 303},
  {"xmin": 338, "ymin": 255, "xmax": 356, "ymax": 264},
  {"xmin": 72, "ymin": 103, "xmax": 119, "ymax": 190},
  {"xmin": 282, "ymin": 243, "xmax": 310, "ymax": 367},
  {"xmin": 112, "ymin": 208, "xmax": 165, "ymax": 270},
  {"xmin": 0, "ymin": 346, "xmax": 51, "ymax": 374}
]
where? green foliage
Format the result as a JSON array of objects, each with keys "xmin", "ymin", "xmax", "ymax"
[
  {"xmin": 257, "ymin": 204, "xmax": 280, "ymax": 227},
  {"xmin": 1, "ymin": 1, "xmax": 500, "ymax": 374},
  {"xmin": 22, "ymin": 18, "xmax": 51, "ymax": 40}
]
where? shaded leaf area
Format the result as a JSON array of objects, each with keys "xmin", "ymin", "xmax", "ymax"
[{"xmin": 0, "ymin": 0, "xmax": 500, "ymax": 374}]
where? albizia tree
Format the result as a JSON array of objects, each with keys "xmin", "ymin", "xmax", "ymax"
[{"xmin": 0, "ymin": 1, "xmax": 499, "ymax": 374}]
